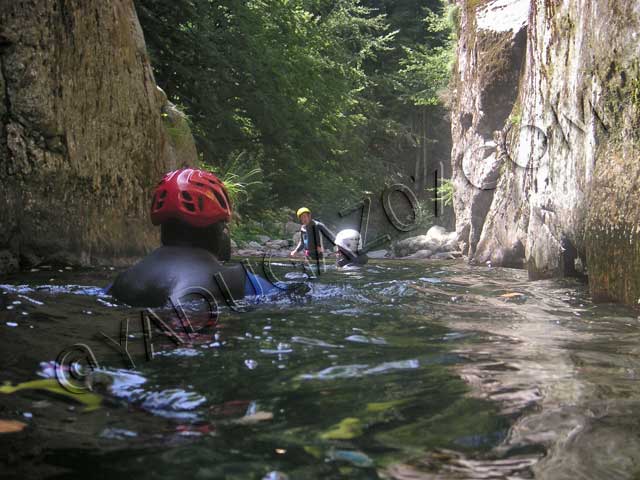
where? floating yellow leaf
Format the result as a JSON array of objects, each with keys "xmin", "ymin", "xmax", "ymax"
[
  {"xmin": 304, "ymin": 445, "xmax": 323, "ymax": 458},
  {"xmin": 233, "ymin": 411, "xmax": 273, "ymax": 425},
  {"xmin": 366, "ymin": 399, "xmax": 404, "ymax": 413},
  {"xmin": 320, "ymin": 417, "xmax": 363, "ymax": 440},
  {"xmin": 499, "ymin": 292, "xmax": 525, "ymax": 298},
  {"xmin": 0, "ymin": 379, "xmax": 102, "ymax": 412},
  {"xmin": 0, "ymin": 419, "xmax": 27, "ymax": 433}
]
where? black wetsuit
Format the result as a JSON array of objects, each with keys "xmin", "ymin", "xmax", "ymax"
[
  {"xmin": 108, "ymin": 246, "xmax": 248, "ymax": 307},
  {"xmin": 295, "ymin": 220, "xmax": 333, "ymax": 260},
  {"xmin": 337, "ymin": 250, "xmax": 368, "ymax": 268}
]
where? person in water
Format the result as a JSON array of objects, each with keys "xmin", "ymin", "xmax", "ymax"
[
  {"xmin": 108, "ymin": 168, "xmax": 276, "ymax": 307},
  {"xmin": 290, "ymin": 207, "xmax": 366, "ymax": 267},
  {"xmin": 334, "ymin": 229, "xmax": 368, "ymax": 268},
  {"xmin": 290, "ymin": 207, "xmax": 333, "ymax": 261}
]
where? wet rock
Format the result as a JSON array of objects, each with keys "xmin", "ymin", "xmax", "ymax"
[
  {"xmin": 161, "ymin": 95, "xmax": 198, "ymax": 169},
  {"xmin": 284, "ymin": 221, "xmax": 299, "ymax": 236},
  {"xmin": 393, "ymin": 226, "xmax": 459, "ymax": 258},
  {"xmin": 256, "ymin": 235, "xmax": 271, "ymax": 244},
  {"xmin": 476, "ymin": 239, "xmax": 525, "ymax": 269},
  {"xmin": 451, "ymin": 0, "xmax": 640, "ymax": 304},
  {"xmin": 426, "ymin": 225, "xmax": 459, "ymax": 251},
  {"xmin": 265, "ymin": 239, "xmax": 289, "ymax": 249},
  {"xmin": 393, "ymin": 237, "xmax": 438, "ymax": 258},
  {"xmin": 0, "ymin": 250, "xmax": 19, "ymax": 275},
  {"xmin": 367, "ymin": 249, "xmax": 388, "ymax": 259},
  {"xmin": 0, "ymin": 0, "xmax": 194, "ymax": 271},
  {"xmin": 236, "ymin": 249, "xmax": 263, "ymax": 257}
]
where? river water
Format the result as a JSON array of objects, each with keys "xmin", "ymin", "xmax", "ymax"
[{"xmin": 1, "ymin": 259, "xmax": 639, "ymax": 479}]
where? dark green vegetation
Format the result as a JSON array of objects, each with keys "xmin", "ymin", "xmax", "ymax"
[{"xmin": 135, "ymin": 0, "xmax": 455, "ymax": 223}]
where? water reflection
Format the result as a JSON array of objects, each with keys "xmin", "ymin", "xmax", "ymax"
[{"xmin": 0, "ymin": 261, "xmax": 639, "ymax": 478}]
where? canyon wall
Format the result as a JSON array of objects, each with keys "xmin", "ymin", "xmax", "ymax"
[
  {"xmin": 452, "ymin": 0, "xmax": 640, "ymax": 304},
  {"xmin": 0, "ymin": 0, "xmax": 196, "ymax": 272}
]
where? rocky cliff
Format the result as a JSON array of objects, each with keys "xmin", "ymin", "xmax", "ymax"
[
  {"xmin": 451, "ymin": 0, "xmax": 640, "ymax": 304},
  {"xmin": 0, "ymin": 0, "xmax": 196, "ymax": 273}
]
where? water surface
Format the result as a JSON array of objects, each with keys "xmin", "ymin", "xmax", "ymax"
[{"xmin": 1, "ymin": 259, "xmax": 639, "ymax": 479}]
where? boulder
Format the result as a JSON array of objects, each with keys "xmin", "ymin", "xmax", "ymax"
[
  {"xmin": 284, "ymin": 221, "xmax": 300, "ymax": 236},
  {"xmin": 236, "ymin": 249, "xmax": 263, "ymax": 257},
  {"xmin": 265, "ymin": 239, "xmax": 288, "ymax": 249},
  {"xmin": 0, "ymin": 250, "xmax": 19, "ymax": 275},
  {"xmin": 256, "ymin": 235, "xmax": 271, "ymax": 244},
  {"xmin": 393, "ymin": 226, "xmax": 459, "ymax": 258}
]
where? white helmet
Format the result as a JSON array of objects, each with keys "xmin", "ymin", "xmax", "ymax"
[{"xmin": 334, "ymin": 229, "xmax": 362, "ymax": 253}]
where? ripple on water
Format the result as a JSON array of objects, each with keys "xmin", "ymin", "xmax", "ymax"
[
  {"xmin": 155, "ymin": 348, "xmax": 203, "ymax": 358},
  {"xmin": 0, "ymin": 283, "xmax": 108, "ymax": 297},
  {"xmin": 291, "ymin": 336, "xmax": 343, "ymax": 348},
  {"xmin": 300, "ymin": 359, "xmax": 420, "ymax": 380},
  {"xmin": 345, "ymin": 334, "xmax": 387, "ymax": 345},
  {"xmin": 4, "ymin": 259, "xmax": 640, "ymax": 479},
  {"xmin": 260, "ymin": 342, "xmax": 293, "ymax": 354}
]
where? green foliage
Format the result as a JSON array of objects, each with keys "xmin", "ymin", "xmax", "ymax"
[
  {"xmin": 162, "ymin": 110, "xmax": 193, "ymax": 148},
  {"xmin": 509, "ymin": 103, "xmax": 522, "ymax": 127},
  {"xmin": 136, "ymin": 0, "xmax": 455, "ymax": 223},
  {"xmin": 394, "ymin": 3, "xmax": 456, "ymax": 106},
  {"xmin": 414, "ymin": 198, "xmax": 435, "ymax": 231},
  {"xmin": 137, "ymin": 0, "xmax": 394, "ymax": 209},
  {"xmin": 428, "ymin": 177, "xmax": 454, "ymax": 207},
  {"xmin": 199, "ymin": 152, "xmax": 262, "ymax": 207},
  {"xmin": 231, "ymin": 207, "xmax": 294, "ymax": 244}
]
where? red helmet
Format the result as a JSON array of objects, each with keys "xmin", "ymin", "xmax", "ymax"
[{"xmin": 150, "ymin": 168, "xmax": 231, "ymax": 228}]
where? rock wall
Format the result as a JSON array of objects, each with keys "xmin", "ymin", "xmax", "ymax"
[
  {"xmin": 0, "ymin": 0, "xmax": 196, "ymax": 272},
  {"xmin": 452, "ymin": 0, "xmax": 640, "ymax": 304}
]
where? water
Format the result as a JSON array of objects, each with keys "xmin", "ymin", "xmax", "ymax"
[{"xmin": 1, "ymin": 260, "xmax": 639, "ymax": 479}]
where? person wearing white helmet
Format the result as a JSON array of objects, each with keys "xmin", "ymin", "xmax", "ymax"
[
  {"xmin": 290, "ymin": 207, "xmax": 365, "ymax": 267},
  {"xmin": 334, "ymin": 228, "xmax": 368, "ymax": 268}
]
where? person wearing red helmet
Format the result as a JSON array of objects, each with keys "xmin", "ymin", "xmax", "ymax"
[
  {"xmin": 151, "ymin": 168, "xmax": 233, "ymax": 261},
  {"xmin": 108, "ymin": 168, "xmax": 276, "ymax": 307}
]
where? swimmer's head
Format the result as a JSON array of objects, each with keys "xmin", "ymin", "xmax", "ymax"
[
  {"xmin": 151, "ymin": 168, "xmax": 232, "ymax": 260},
  {"xmin": 296, "ymin": 207, "xmax": 312, "ymax": 225}
]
